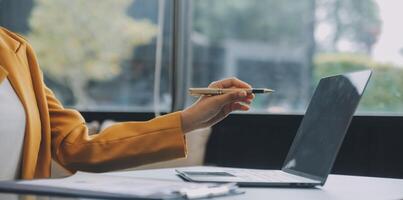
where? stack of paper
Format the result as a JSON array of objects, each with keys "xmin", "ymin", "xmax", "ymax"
[{"xmin": 0, "ymin": 172, "xmax": 244, "ymax": 199}]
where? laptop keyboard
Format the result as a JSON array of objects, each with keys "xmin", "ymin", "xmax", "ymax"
[{"xmin": 226, "ymin": 169, "xmax": 315, "ymax": 183}]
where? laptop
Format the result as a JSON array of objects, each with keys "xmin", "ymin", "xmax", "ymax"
[{"xmin": 176, "ymin": 70, "xmax": 372, "ymax": 187}]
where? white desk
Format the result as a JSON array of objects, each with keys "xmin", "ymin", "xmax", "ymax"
[{"xmin": 111, "ymin": 166, "xmax": 403, "ymax": 200}]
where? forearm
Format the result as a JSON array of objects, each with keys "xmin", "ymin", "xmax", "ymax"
[{"xmin": 52, "ymin": 112, "xmax": 187, "ymax": 172}]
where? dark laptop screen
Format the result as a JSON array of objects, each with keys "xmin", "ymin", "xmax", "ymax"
[{"xmin": 282, "ymin": 70, "xmax": 371, "ymax": 181}]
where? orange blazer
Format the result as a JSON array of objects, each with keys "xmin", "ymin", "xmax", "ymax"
[{"xmin": 0, "ymin": 27, "xmax": 186, "ymax": 179}]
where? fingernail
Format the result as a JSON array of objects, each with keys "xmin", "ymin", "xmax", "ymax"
[{"xmin": 238, "ymin": 91, "xmax": 247, "ymax": 97}]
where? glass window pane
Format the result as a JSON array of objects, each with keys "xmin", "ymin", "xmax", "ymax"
[
  {"xmin": 190, "ymin": 0, "xmax": 403, "ymax": 114},
  {"xmin": 0, "ymin": 0, "xmax": 172, "ymax": 112}
]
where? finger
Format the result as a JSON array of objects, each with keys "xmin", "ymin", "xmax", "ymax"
[
  {"xmin": 245, "ymin": 94, "xmax": 255, "ymax": 103},
  {"xmin": 236, "ymin": 96, "xmax": 253, "ymax": 104},
  {"xmin": 209, "ymin": 77, "xmax": 252, "ymax": 89},
  {"xmin": 231, "ymin": 102, "xmax": 250, "ymax": 111},
  {"xmin": 247, "ymin": 93, "xmax": 255, "ymax": 100},
  {"xmin": 243, "ymin": 98, "xmax": 253, "ymax": 105}
]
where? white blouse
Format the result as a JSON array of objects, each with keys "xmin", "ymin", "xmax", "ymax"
[{"xmin": 0, "ymin": 78, "xmax": 26, "ymax": 180}]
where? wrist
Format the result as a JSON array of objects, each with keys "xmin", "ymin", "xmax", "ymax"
[
  {"xmin": 181, "ymin": 110, "xmax": 191, "ymax": 134},
  {"xmin": 180, "ymin": 109, "xmax": 195, "ymax": 133}
]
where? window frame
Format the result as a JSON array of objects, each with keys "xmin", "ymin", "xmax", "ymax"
[{"xmin": 170, "ymin": 0, "xmax": 192, "ymax": 111}]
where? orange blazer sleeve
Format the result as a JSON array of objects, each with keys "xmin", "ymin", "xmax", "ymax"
[
  {"xmin": 39, "ymin": 60, "xmax": 187, "ymax": 172},
  {"xmin": 46, "ymin": 86, "xmax": 187, "ymax": 173}
]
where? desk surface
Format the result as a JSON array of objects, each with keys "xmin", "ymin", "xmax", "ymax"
[
  {"xmin": 1, "ymin": 166, "xmax": 402, "ymax": 200},
  {"xmin": 110, "ymin": 166, "xmax": 403, "ymax": 200}
]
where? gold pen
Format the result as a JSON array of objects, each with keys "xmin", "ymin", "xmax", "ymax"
[{"xmin": 188, "ymin": 88, "xmax": 274, "ymax": 96}]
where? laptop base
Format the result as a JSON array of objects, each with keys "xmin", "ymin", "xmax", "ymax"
[{"xmin": 176, "ymin": 168, "xmax": 321, "ymax": 188}]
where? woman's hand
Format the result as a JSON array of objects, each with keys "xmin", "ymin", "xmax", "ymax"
[{"xmin": 181, "ymin": 77, "xmax": 255, "ymax": 133}]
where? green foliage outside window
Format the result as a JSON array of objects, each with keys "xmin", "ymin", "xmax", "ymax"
[
  {"xmin": 193, "ymin": 0, "xmax": 312, "ymax": 44},
  {"xmin": 26, "ymin": 0, "xmax": 157, "ymax": 107},
  {"xmin": 314, "ymin": 53, "xmax": 403, "ymax": 113}
]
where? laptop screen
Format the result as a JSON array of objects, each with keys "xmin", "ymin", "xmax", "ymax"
[{"xmin": 282, "ymin": 70, "xmax": 372, "ymax": 181}]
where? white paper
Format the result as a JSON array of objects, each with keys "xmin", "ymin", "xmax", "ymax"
[{"xmin": 19, "ymin": 171, "xmax": 213, "ymax": 197}]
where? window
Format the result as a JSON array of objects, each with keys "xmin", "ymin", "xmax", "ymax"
[
  {"xmin": 189, "ymin": 0, "xmax": 403, "ymax": 114},
  {"xmin": 2, "ymin": 0, "xmax": 402, "ymax": 115},
  {"xmin": 0, "ymin": 0, "xmax": 173, "ymax": 112}
]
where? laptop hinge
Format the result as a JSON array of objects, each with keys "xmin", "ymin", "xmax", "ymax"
[{"xmin": 282, "ymin": 168, "xmax": 324, "ymax": 185}]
